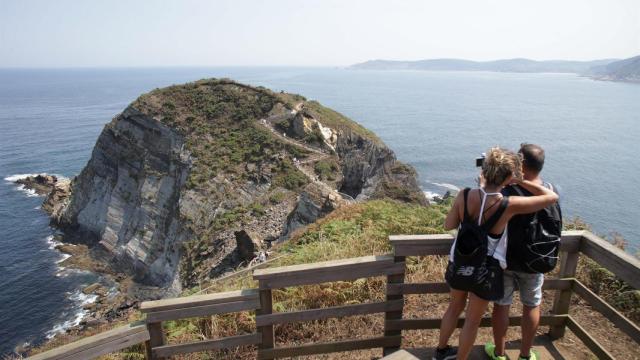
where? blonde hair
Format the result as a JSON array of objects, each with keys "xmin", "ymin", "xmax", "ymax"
[{"xmin": 482, "ymin": 147, "xmax": 522, "ymax": 186}]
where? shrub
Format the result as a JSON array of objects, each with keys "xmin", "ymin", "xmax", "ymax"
[
  {"xmin": 269, "ymin": 191, "xmax": 286, "ymax": 204},
  {"xmin": 314, "ymin": 159, "xmax": 339, "ymax": 181}
]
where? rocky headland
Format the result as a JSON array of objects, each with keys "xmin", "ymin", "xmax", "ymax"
[{"xmin": 19, "ymin": 79, "xmax": 426, "ymax": 334}]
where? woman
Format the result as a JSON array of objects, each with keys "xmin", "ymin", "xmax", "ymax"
[{"xmin": 433, "ymin": 147, "xmax": 558, "ymax": 360}]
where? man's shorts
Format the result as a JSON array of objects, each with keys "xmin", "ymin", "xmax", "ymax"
[{"xmin": 494, "ymin": 270, "xmax": 544, "ymax": 307}]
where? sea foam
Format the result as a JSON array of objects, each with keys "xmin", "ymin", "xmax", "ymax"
[
  {"xmin": 4, "ymin": 173, "xmax": 45, "ymax": 198},
  {"xmin": 45, "ymin": 290, "xmax": 98, "ymax": 339},
  {"xmin": 431, "ymin": 182, "xmax": 460, "ymax": 192}
]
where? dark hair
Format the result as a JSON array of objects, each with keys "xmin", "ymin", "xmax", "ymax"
[{"xmin": 519, "ymin": 143, "xmax": 545, "ymax": 173}]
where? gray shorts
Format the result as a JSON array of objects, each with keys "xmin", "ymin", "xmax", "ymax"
[{"xmin": 495, "ymin": 270, "xmax": 544, "ymax": 307}]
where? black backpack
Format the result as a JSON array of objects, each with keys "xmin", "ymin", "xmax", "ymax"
[
  {"xmin": 445, "ymin": 188, "xmax": 509, "ymax": 301},
  {"xmin": 508, "ymin": 183, "xmax": 562, "ymax": 273}
]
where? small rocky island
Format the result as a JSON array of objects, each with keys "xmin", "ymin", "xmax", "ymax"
[{"xmin": 20, "ymin": 79, "xmax": 427, "ymax": 330}]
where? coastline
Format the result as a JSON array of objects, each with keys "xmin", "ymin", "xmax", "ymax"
[{"xmin": 2, "ymin": 174, "xmax": 125, "ymax": 354}]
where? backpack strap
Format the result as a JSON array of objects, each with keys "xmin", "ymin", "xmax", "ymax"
[
  {"xmin": 544, "ymin": 182, "xmax": 557, "ymax": 194},
  {"xmin": 482, "ymin": 196, "xmax": 509, "ymax": 231},
  {"xmin": 462, "ymin": 188, "xmax": 471, "ymax": 221}
]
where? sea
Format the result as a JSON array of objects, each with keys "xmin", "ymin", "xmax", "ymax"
[{"xmin": 0, "ymin": 67, "xmax": 638, "ymax": 354}]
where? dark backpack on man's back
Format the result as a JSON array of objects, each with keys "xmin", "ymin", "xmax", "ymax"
[{"xmin": 504, "ymin": 183, "xmax": 562, "ymax": 274}]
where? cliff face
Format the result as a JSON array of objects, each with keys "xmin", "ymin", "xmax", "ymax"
[
  {"xmin": 56, "ymin": 106, "xmax": 191, "ymax": 287},
  {"xmin": 336, "ymin": 130, "xmax": 425, "ymax": 205},
  {"xmin": 54, "ymin": 79, "xmax": 426, "ymax": 289}
]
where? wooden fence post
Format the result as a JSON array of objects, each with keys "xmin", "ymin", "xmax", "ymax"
[
  {"xmin": 549, "ymin": 250, "xmax": 579, "ymax": 339},
  {"xmin": 383, "ymin": 255, "xmax": 406, "ymax": 356},
  {"xmin": 257, "ymin": 286, "xmax": 275, "ymax": 359},
  {"xmin": 146, "ymin": 322, "xmax": 165, "ymax": 360}
]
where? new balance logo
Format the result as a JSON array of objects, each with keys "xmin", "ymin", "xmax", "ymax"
[{"xmin": 456, "ymin": 266, "xmax": 474, "ymax": 276}]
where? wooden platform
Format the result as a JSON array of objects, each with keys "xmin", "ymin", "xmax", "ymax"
[
  {"xmin": 403, "ymin": 346, "xmax": 557, "ymax": 359},
  {"xmin": 389, "ymin": 336, "xmax": 569, "ymax": 360}
]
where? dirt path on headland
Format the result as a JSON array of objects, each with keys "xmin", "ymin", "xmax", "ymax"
[{"xmin": 257, "ymin": 104, "xmax": 354, "ymax": 202}]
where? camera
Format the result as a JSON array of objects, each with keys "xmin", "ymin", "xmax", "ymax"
[{"xmin": 475, "ymin": 153, "xmax": 486, "ymax": 167}]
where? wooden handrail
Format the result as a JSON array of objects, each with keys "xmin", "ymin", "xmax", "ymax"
[
  {"xmin": 140, "ymin": 289, "xmax": 259, "ymax": 313},
  {"xmin": 30, "ymin": 231, "xmax": 639, "ymax": 360},
  {"xmin": 27, "ymin": 323, "xmax": 149, "ymax": 360},
  {"xmin": 253, "ymin": 254, "xmax": 404, "ymax": 288},
  {"xmin": 572, "ymin": 279, "xmax": 640, "ymax": 343},
  {"xmin": 580, "ymin": 231, "xmax": 640, "ymax": 289},
  {"xmin": 385, "ymin": 315, "xmax": 568, "ymax": 331},
  {"xmin": 388, "ymin": 230, "xmax": 584, "ymax": 255}
]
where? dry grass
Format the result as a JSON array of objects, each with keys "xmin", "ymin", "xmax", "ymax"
[{"xmin": 26, "ymin": 203, "xmax": 640, "ymax": 359}]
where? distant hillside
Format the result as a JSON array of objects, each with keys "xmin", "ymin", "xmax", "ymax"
[
  {"xmin": 350, "ymin": 58, "xmax": 616, "ymax": 74},
  {"xmin": 587, "ymin": 55, "xmax": 640, "ymax": 82}
]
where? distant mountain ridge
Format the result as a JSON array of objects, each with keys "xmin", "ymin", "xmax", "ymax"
[
  {"xmin": 586, "ymin": 55, "xmax": 640, "ymax": 82},
  {"xmin": 350, "ymin": 58, "xmax": 617, "ymax": 74}
]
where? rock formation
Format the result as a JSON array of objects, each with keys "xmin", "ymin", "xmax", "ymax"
[
  {"xmin": 234, "ymin": 229, "xmax": 262, "ymax": 262},
  {"xmin": 46, "ymin": 79, "xmax": 426, "ymax": 290},
  {"xmin": 16, "ymin": 174, "xmax": 59, "ymax": 195},
  {"xmin": 13, "ymin": 174, "xmax": 72, "ymax": 218}
]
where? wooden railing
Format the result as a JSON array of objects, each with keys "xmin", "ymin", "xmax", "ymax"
[
  {"xmin": 27, "ymin": 322, "xmax": 149, "ymax": 360},
  {"xmin": 27, "ymin": 230, "xmax": 640, "ymax": 360}
]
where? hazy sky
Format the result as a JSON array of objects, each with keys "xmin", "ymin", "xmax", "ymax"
[{"xmin": 1, "ymin": 0, "xmax": 639, "ymax": 67}]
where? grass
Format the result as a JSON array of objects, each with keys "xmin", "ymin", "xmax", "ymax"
[
  {"xmin": 149, "ymin": 200, "xmax": 451, "ymax": 359},
  {"xmin": 26, "ymin": 199, "xmax": 640, "ymax": 359}
]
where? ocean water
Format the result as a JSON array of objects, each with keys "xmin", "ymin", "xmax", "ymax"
[{"xmin": 0, "ymin": 67, "xmax": 638, "ymax": 354}]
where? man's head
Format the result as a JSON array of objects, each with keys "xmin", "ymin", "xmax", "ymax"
[{"xmin": 519, "ymin": 143, "xmax": 545, "ymax": 177}]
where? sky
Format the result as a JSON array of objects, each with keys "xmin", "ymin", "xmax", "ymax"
[{"xmin": 1, "ymin": 0, "xmax": 639, "ymax": 67}]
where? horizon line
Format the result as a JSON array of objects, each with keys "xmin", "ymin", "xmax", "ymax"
[{"xmin": 2, "ymin": 55, "xmax": 638, "ymax": 70}]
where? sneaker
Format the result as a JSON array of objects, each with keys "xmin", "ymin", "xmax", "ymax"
[
  {"xmin": 484, "ymin": 342, "xmax": 507, "ymax": 360},
  {"xmin": 518, "ymin": 350, "xmax": 539, "ymax": 360},
  {"xmin": 431, "ymin": 345, "xmax": 458, "ymax": 360},
  {"xmin": 432, "ymin": 345, "xmax": 457, "ymax": 360}
]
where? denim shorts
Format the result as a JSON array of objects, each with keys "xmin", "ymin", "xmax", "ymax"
[{"xmin": 494, "ymin": 270, "xmax": 544, "ymax": 307}]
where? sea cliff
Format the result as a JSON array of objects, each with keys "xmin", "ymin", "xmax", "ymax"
[{"xmin": 43, "ymin": 79, "xmax": 426, "ymax": 294}]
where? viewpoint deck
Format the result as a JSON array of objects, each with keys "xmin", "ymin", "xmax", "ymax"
[
  {"xmin": 27, "ymin": 230, "xmax": 640, "ymax": 360},
  {"xmin": 387, "ymin": 342, "xmax": 558, "ymax": 359}
]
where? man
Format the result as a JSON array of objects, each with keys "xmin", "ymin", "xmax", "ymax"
[{"xmin": 485, "ymin": 143, "xmax": 561, "ymax": 360}]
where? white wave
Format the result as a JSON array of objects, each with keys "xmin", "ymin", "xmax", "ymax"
[
  {"xmin": 45, "ymin": 290, "xmax": 98, "ymax": 339},
  {"xmin": 16, "ymin": 184, "xmax": 41, "ymax": 197},
  {"xmin": 56, "ymin": 268, "xmax": 91, "ymax": 278},
  {"xmin": 431, "ymin": 182, "xmax": 461, "ymax": 192},
  {"xmin": 423, "ymin": 191, "xmax": 440, "ymax": 201},
  {"xmin": 3, "ymin": 173, "xmax": 42, "ymax": 182},
  {"xmin": 56, "ymin": 253, "xmax": 71, "ymax": 264},
  {"xmin": 4, "ymin": 173, "xmax": 48, "ymax": 197},
  {"xmin": 47, "ymin": 235, "xmax": 62, "ymax": 250}
]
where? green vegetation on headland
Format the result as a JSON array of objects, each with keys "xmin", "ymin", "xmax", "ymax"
[{"xmin": 133, "ymin": 79, "xmax": 307, "ymax": 189}]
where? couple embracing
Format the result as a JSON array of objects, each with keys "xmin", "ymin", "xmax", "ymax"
[{"xmin": 434, "ymin": 144, "xmax": 563, "ymax": 360}]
